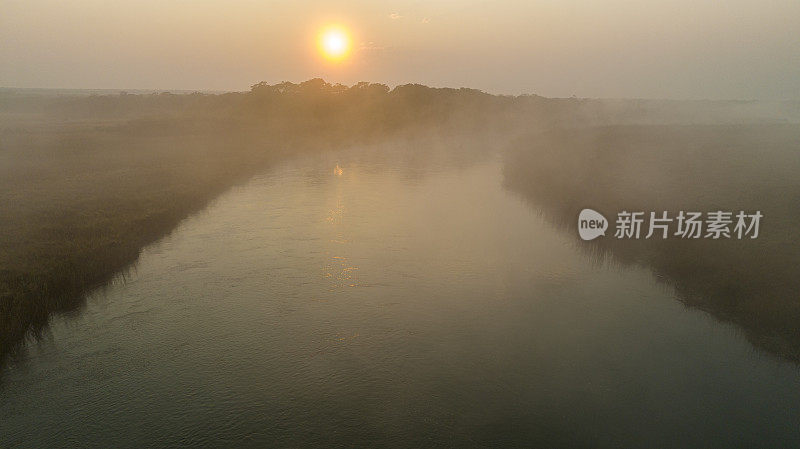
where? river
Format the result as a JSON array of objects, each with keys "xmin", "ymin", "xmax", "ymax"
[{"xmin": 2, "ymin": 145, "xmax": 799, "ymax": 447}]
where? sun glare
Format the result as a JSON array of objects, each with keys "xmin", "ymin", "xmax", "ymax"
[{"xmin": 319, "ymin": 27, "xmax": 351, "ymax": 61}]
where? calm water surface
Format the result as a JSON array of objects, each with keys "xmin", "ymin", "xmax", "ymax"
[{"xmin": 2, "ymin": 148, "xmax": 799, "ymax": 447}]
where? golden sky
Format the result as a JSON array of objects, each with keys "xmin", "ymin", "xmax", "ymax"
[{"xmin": 1, "ymin": 0, "xmax": 799, "ymax": 99}]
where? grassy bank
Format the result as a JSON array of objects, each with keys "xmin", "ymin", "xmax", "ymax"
[
  {"xmin": 503, "ymin": 124, "xmax": 800, "ymax": 362},
  {"xmin": 0, "ymin": 118, "xmax": 287, "ymax": 365}
]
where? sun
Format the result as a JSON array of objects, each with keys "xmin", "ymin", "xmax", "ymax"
[{"xmin": 319, "ymin": 26, "xmax": 351, "ymax": 61}]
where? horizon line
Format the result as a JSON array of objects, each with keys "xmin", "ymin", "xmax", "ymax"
[{"xmin": 0, "ymin": 83, "xmax": 794, "ymax": 103}]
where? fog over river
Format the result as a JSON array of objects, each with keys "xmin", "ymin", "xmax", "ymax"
[{"xmin": 2, "ymin": 144, "xmax": 799, "ymax": 448}]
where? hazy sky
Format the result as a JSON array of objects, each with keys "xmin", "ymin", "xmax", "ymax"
[{"xmin": 2, "ymin": 0, "xmax": 799, "ymax": 99}]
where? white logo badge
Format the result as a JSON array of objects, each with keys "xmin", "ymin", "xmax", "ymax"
[{"xmin": 578, "ymin": 208, "xmax": 608, "ymax": 241}]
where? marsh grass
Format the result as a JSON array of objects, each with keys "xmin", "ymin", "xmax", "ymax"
[{"xmin": 503, "ymin": 124, "xmax": 800, "ymax": 362}]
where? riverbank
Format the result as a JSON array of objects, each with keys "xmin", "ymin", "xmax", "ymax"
[
  {"xmin": 0, "ymin": 117, "xmax": 291, "ymax": 364},
  {"xmin": 503, "ymin": 123, "xmax": 800, "ymax": 362}
]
